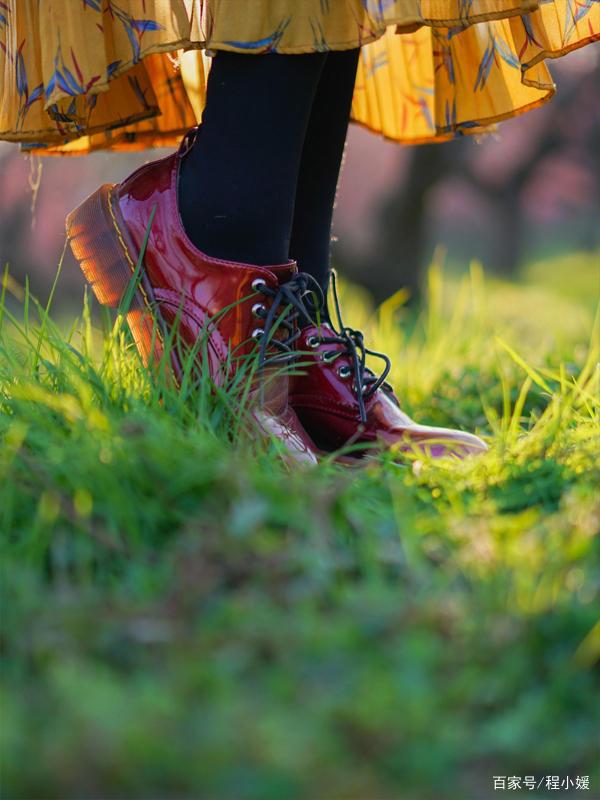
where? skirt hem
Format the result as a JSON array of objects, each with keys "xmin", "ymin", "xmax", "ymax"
[
  {"xmin": 2, "ymin": 1, "xmax": 598, "ymax": 152},
  {"xmin": 352, "ymin": 83, "xmax": 556, "ymax": 145},
  {"xmin": 17, "ymin": 1, "xmax": 549, "ymax": 114}
]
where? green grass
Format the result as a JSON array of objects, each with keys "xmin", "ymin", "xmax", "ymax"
[{"xmin": 1, "ymin": 253, "xmax": 599, "ymax": 800}]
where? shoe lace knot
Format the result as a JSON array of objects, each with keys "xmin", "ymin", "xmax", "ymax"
[
  {"xmin": 306, "ymin": 270, "xmax": 396, "ymax": 424},
  {"xmin": 252, "ymin": 270, "xmax": 396, "ymax": 424}
]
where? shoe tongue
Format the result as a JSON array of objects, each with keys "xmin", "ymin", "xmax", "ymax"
[{"xmin": 267, "ymin": 260, "xmax": 298, "ymax": 285}]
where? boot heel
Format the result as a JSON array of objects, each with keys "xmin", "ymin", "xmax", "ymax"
[
  {"xmin": 66, "ymin": 185, "xmax": 165, "ymax": 370},
  {"xmin": 66, "ymin": 184, "xmax": 139, "ymax": 308}
]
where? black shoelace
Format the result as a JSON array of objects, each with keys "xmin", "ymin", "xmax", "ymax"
[
  {"xmin": 253, "ymin": 272, "xmax": 325, "ymax": 369},
  {"xmin": 304, "ymin": 270, "xmax": 396, "ymax": 424},
  {"xmin": 255, "ymin": 270, "xmax": 395, "ymax": 424}
]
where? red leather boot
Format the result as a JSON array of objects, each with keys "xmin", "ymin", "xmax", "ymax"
[
  {"xmin": 66, "ymin": 132, "xmax": 318, "ymax": 465},
  {"xmin": 289, "ymin": 273, "xmax": 488, "ymax": 460}
]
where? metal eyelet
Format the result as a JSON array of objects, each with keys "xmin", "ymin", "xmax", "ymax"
[
  {"xmin": 322, "ymin": 351, "xmax": 339, "ymax": 363},
  {"xmin": 306, "ymin": 335, "xmax": 320, "ymax": 349},
  {"xmin": 252, "ymin": 303, "xmax": 266, "ymax": 318},
  {"xmin": 251, "ymin": 278, "xmax": 267, "ymax": 293},
  {"xmin": 337, "ymin": 365, "xmax": 352, "ymax": 379},
  {"xmin": 251, "ymin": 328, "xmax": 264, "ymax": 340}
]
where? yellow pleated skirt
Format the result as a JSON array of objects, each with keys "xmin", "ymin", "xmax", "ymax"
[{"xmin": 0, "ymin": 1, "xmax": 597, "ymax": 154}]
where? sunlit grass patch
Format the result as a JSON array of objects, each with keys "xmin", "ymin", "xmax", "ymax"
[{"xmin": 1, "ymin": 256, "xmax": 599, "ymax": 800}]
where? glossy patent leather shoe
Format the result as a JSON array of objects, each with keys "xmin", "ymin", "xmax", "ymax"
[
  {"xmin": 289, "ymin": 273, "xmax": 488, "ymax": 460},
  {"xmin": 66, "ymin": 130, "xmax": 318, "ymax": 465}
]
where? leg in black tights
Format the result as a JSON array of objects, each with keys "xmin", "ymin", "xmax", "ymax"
[
  {"xmin": 289, "ymin": 49, "xmax": 360, "ymax": 295},
  {"xmin": 178, "ymin": 48, "xmax": 360, "ymax": 288},
  {"xmin": 179, "ymin": 51, "xmax": 326, "ymax": 266}
]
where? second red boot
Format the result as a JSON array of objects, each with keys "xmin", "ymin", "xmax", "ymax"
[{"xmin": 290, "ymin": 275, "xmax": 488, "ymax": 460}]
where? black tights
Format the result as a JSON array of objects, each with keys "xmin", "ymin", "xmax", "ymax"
[{"xmin": 178, "ymin": 49, "xmax": 360, "ymax": 294}]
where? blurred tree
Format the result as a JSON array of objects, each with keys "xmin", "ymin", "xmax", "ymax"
[
  {"xmin": 0, "ymin": 147, "xmax": 33, "ymax": 277},
  {"xmin": 339, "ymin": 59, "xmax": 599, "ymax": 304}
]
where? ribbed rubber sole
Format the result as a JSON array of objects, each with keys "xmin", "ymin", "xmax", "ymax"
[{"xmin": 66, "ymin": 184, "xmax": 165, "ymax": 370}]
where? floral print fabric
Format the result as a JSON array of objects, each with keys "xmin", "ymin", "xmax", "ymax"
[{"xmin": 0, "ymin": 0, "xmax": 598, "ymax": 153}]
